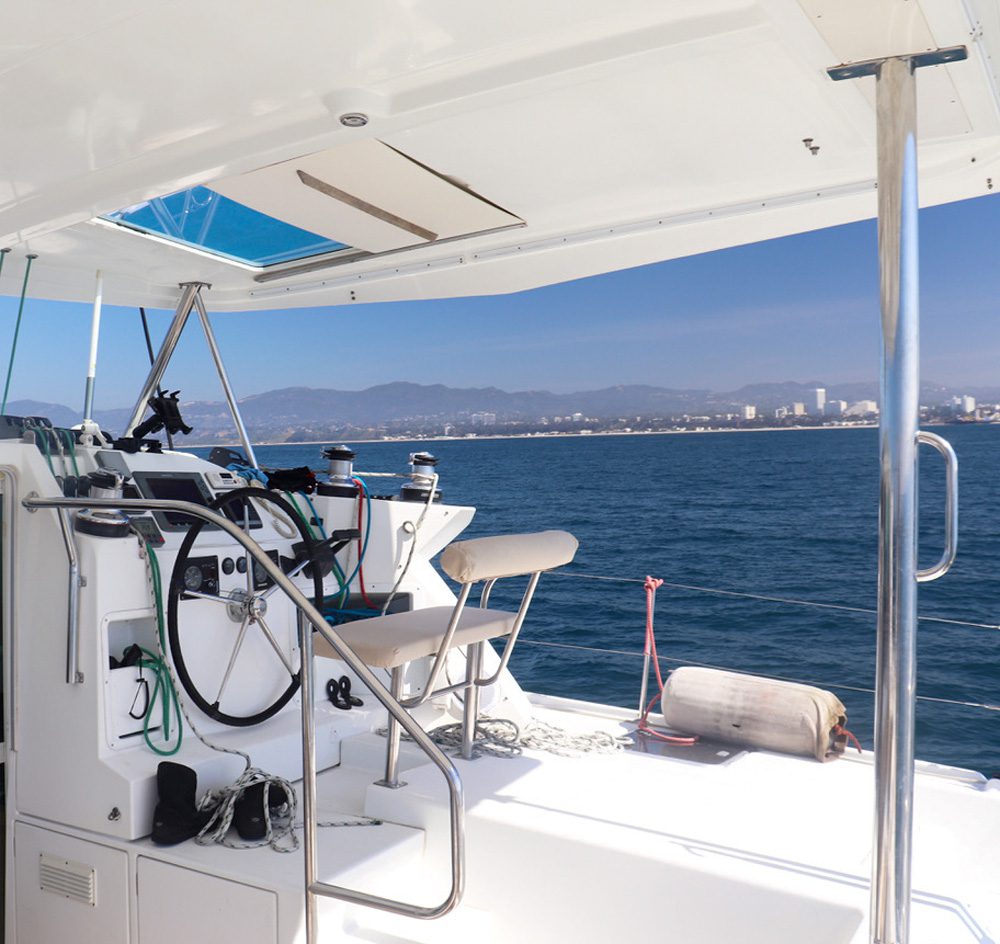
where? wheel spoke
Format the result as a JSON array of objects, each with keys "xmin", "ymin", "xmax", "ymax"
[
  {"xmin": 214, "ymin": 614, "xmax": 250, "ymax": 706},
  {"xmin": 261, "ymin": 556, "xmax": 308, "ymax": 600},
  {"xmin": 255, "ymin": 614, "xmax": 296, "ymax": 676},
  {"xmin": 185, "ymin": 589, "xmax": 236, "ymax": 606}
]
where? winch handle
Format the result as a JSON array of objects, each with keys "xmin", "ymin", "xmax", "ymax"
[{"xmin": 916, "ymin": 430, "xmax": 958, "ymax": 583}]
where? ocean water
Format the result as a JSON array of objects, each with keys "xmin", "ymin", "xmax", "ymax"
[{"xmin": 203, "ymin": 426, "xmax": 1000, "ymax": 775}]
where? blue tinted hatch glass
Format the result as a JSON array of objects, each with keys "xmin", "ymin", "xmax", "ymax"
[{"xmin": 103, "ymin": 186, "xmax": 350, "ymax": 266}]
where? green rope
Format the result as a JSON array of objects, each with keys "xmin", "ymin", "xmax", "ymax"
[
  {"xmin": 1, "ymin": 254, "xmax": 36, "ymax": 414},
  {"xmin": 60, "ymin": 429, "xmax": 80, "ymax": 477},
  {"xmin": 35, "ymin": 426, "xmax": 54, "ymax": 477},
  {"xmin": 139, "ymin": 539, "xmax": 182, "ymax": 755},
  {"xmin": 284, "ymin": 492, "xmax": 350, "ymax": 607},
  {"xmin": 285, "ymin": 492, "xmax": 317, "ymax": 540}
]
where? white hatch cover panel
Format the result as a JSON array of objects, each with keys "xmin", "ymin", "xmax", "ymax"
[
  {"xmin": 137, "ymin": 857, "xmax": 277, "ymax": 944},
  {"xmin": 210, "ymin": 139, "xmax": 522, "ymax": 253}
]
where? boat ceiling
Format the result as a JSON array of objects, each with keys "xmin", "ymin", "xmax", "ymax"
[{"xmin": 3, "ymin": 0, "xmax": 1000, "ymax": 311}]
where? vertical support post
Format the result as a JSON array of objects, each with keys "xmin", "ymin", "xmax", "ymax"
[
  {"xmin": 461, "ymin": 642, "xmax": 483, "ymax": 759},
  {"xmin": 124, "ymin": 282, "xmax": 202, "ymax": 437},
  {"xmin": 826, "ymin": 45, "xmax": 966, "ymax": 944},
  {"xmin": 82, "ymin": 270, "xmax": 103, "ymax": 423},
  {"xmin": 193, "ymin": 292, "xmax": 259, "ymax": 468},
  {"xmin": 377, "ymin": 666, "xmax": 406, "ymax": 788},
  {"xmin": 872, "ymin": 56, "xmax": 919, "ymax": 944},
  {"xmin": 297, "ymin": 612, "xmax": 319, "ymax": 944}
]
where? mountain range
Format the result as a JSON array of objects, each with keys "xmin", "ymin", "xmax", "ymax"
[{"xmin": 6, "ymin": 379, "xmax": 992, "ymax": 444}]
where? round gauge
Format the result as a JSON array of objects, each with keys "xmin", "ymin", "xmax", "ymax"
[
  {"xmin": 253, "ymin": 560, "xmax": 268, "ymax": 585},
  {"xmin": 236, "ymin": 557, "xmax": 247, "ymax": 574},
  {"xmin": 183, "ymin": 564, "xmax": 204, "ymax": 593},
  {"xmin": 221, "ymin": 557, "xmax": 235, "ymax": 575}
]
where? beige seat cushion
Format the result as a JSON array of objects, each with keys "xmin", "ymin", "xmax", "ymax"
[
  {"xmin": 314, "ymin": 606, "xmax": 516, "ymax": 669},
  {"xmin": 440, "ymin": 530, "xmax": 578, "ymax": 583}
]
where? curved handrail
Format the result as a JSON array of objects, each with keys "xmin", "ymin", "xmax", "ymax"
[
  {"xmin": 915, "ymin": 431, "xmax": 959, "ymax": 583},
  {"xmin": 22, "ymin": 494, "xmax": 465, "ymax": 924}
]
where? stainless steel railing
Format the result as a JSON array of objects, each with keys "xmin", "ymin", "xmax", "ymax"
[{"xmin": 23, "ymin": 494, "xmax": 465, "ymax": 934}]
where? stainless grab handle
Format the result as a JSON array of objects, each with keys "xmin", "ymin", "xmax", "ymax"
[
  {"xmin": 22, "ymin": 495, "xmax": 465, "ymax": 924},
  {"xmin": 916, "ymin": 430, "xmax": 958, "ymax": 583},
  {"xmin": 55, "ymin": 508, "xmax": 83, "ymax": 684}
]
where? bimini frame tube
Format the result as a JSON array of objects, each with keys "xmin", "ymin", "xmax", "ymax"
[
  {"xmin": 124, "ymin": 282, "xmax": 203, "ymax": 437},
  {"xmin": 193, "ymin": 291, "xmax": 259, "ymax": 468},
  {"xmin": 828, "ymin": 46, "xmax": 965, "ymax": 944}
]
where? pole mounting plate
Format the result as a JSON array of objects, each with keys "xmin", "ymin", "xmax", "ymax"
[{"xmin": 827, "ymin": 45, "xmax": 967, "ymax": 82}]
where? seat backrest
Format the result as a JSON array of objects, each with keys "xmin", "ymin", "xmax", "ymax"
[{"xmin": 440, "ymin": 530, "xmax": 578, "ymax": 584}]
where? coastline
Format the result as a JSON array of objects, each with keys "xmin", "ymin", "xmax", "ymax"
[{"xmin": 189, "ymin": 422, "xmax": 889, "ymax": 450}]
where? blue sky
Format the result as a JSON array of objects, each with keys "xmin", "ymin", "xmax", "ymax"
[{"xmin": 2, "ymin": 192, "xmax": 999, "ymax": 410}]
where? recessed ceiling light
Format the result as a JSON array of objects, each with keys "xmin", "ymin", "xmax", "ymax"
[{"xmin": 339, "ymin": 113, "xmax": 369, "ymax": 128}]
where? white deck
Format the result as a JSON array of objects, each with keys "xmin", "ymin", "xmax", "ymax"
[{"xmin": 108, "ymin": 696, "xmax": 999, "ymax": 944}]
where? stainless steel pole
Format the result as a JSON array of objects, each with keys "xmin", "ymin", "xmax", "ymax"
[
  {"xmin": 825, "ymin": 45, "xmax": 966, "ymax": 944},
  {"xmin": 872, "ymin": 55, "xmax": 919, "ymax": 944},
  {"xmin": 124, "ymin": 282, "xmax": 202, "ymax": 437},
  {"xmin": 297, "ymin": 612, "xmax": 319, "ymax": 944},
  {"xmin": 193, "ymin": 291, "xmax": 259, "ymax": 468}
]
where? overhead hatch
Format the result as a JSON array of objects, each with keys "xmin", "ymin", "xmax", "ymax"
[
  {"xmin": 102, "ymin": 187, "xmax": 350, "ymax": 267},
  {"xmin": 209, "ymin": 138, "xmax": 523, "ymax": 255}
]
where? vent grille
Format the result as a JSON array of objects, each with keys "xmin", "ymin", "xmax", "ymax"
[{"xmin": 39, "ymin": 853, "xmax": 96, "ymax": 906}]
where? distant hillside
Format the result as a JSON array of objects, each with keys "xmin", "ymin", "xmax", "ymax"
[{"xmin": 4, "ymin": 378, "xmax": 992, "ymax": 444}]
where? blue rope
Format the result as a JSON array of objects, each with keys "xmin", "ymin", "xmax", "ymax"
[{"xmin": 227, "ymin": 462, "xmax": 268, "ymax": 485}]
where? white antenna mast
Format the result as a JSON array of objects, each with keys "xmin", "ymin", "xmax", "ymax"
[{"xmin": 79, "ymin": 269, "xmax": 105, "ymax": 445}]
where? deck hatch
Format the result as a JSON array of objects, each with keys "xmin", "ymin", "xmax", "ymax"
[{"xmin": 39, "ymin": 853, "xmax": 96, "ymax": 905}]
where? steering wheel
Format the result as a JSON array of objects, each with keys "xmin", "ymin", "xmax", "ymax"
[{"xmin": 167, "ymin": 487, "xmax": 325, "ymax": 727}]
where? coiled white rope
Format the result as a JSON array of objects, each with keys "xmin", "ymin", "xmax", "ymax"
[{"xmin": 386, "ymin": 718, "xmax": 631, "ymax": 760}]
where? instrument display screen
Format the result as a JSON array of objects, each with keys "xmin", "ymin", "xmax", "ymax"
[
  {"xmin": 132, "ymin": 470, "xmax": 262, "ymax": 532},
  {"xmin": 131, "ymin": 471, "xmax": 215, "ymax": 531}
]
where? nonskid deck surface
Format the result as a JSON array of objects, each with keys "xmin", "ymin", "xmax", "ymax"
[{"xmin": 120, "ymin": 696, "xmax": 1000, "ymax": 944}]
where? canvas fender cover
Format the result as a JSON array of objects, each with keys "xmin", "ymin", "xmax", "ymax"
[{"xmin": 661, "ymin": 666, "xmax": 848, "ymax": 762}]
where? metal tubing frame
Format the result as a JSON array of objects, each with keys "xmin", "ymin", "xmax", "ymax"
[
  {"xmin": 193, "ymin": 291, "xmax": 259, "ymax": 468},
  {"xmin": 377, "ymin": 666, "xmax": 406, "ymax": 788},
  {"xmin": 476, "ymin": 571, "xmax": 541, "ymax": 687},
  {"xmin": 21, "ymin": 494, "xmax": 465, "ymax": 924},
  {"xmin": 124, "ymin": 283, "xmax": 203, "ymax": 437},
  {"xmin": 55, "ymin": 508, "xmax": 83, "ymax": 684},
  {"xmin": 873, "ymin": 55, "xmax": 919, "ymax": 944}
]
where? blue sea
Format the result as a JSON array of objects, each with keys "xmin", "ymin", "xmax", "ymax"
[{"xmin": 205, "ymin": 426, "xmax": 1000, "ymax": 775}]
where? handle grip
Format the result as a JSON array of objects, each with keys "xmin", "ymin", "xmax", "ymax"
[{"xmin": 916, "ymin": 430, "xmax": 958, "ymax": 583}]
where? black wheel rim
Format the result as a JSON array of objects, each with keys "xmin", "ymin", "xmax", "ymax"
[{"xmin": 167, "ymin": 486, "xmax": 324, "ymax": 727}]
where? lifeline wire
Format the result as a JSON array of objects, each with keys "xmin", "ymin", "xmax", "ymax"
[
  {"xmin": 548, "ymin": 569, "xmax": 1000, "ymax": 633},
  {"xmin": 512, "ymin": 638, "xmax": 1000, "ymax": 714},
  {"xmin": 1, "ymin": 254, "xmax": 36, "ymax": 414}
]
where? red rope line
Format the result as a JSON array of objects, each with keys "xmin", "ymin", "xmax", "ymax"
[
  {"xmin": 834, "ymin": 723, "xmax": 863, "ymax": 754},
  {"xmin": 638, "ymin": 575, "xmax": 698, "ymax": 745}
]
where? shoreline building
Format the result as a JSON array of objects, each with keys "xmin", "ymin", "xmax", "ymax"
[{"xmin": 807, "ymin": 387, "xmax": 826, "ymax": 414}]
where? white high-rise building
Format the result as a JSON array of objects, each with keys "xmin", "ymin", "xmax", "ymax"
[
  {"xmin": 774, "ymin": 406, "xmax": 788, "ymax": 420},
  {"xmin": 825, "ymin": 399, "xmax": 848, "ymax": 416},
  {"xmin": 741, "ymin": 404, "xmax": 757, "ymax": 420},
  {"xmin": 791, "ymin": 402, "xmax": 806, "ymax": 416},
  {"xmin": 807, "ymin": 387, "xmax": 826, "ymax": 414},
  {"xmin": 960, "ymin": 395, "xmax": 976, "ymax": 414}
]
